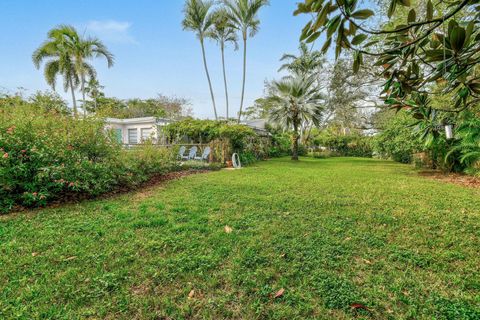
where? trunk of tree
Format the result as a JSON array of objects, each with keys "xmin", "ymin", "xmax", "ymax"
[
  {"xmin": 292, "ymin": 117, "xmax": 299, "ymax": 161},
  {"xmin": 81, "ymin": 75, "xmax": 86, "ymax": 118},
  {"xmin": 238, "ymin": 36, "xmax": 247, "ymax": 123},
  {"xmin": 69, "ymin": 75, "xmax": 77, "ymax": 117},
  {"xmin": 221, "ymin": 43, "xmax": 229, "ymax": 120},
  {"xmin": 200, "ymin": 38, "xmax": 218, "ymax": 120}
]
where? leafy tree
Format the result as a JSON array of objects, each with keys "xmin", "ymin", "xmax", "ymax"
[
  {"xmin": 372, "ymin": 110, "xmax": 423, "ymax": 163},
  {"xmin": 295, "ymin": 0, "xmax": 479, "ymax": 115},
  {"xmin": 268, "ymin": 75, "xmax": 324, "ymax": 160},
  {"xmin": 182, "ymin": 0, "xmax": 218, "ymax": 120},
  {"xmin": 94, "ymin": 95, "xmax": 191, "ymax": 120},
  {"xmin": 242, "ymin": 97, "xmax": 275, "ymax": 120},
  {"xmin": 207, "ymin": 9, "xmax": 239, "ymax": 119},
  {"xmin": 223, "ymin": 0, "xmax": 269, "ymax": 123}
]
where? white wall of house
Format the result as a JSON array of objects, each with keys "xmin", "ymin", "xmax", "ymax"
[{"xmin": 105, "ymin": 117, "xmax": 170, "ymax": 145}]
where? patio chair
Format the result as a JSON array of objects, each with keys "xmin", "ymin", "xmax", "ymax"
[
  {"xmin": 194, "ymin": 146, "xmax": 211, "ymax": 162},
  {"xmin": 182, "ymin": 146, "xmax": 197, "ymax": 161},
  {"xmin": 178, "ymin": 146, "xmax": 186, "ymax": 159}
]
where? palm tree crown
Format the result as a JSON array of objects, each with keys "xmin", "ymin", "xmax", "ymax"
[
  {"xmin": 207, "ymin": 9, "xmax": 239, "ymax": 50},
  {"xmin": 223, "ymin": 0, "xmax": 268, "ymax": 40},
  {"xmin": 279, "ymin": 43, "xmax": 325, "ymax": 76},
  {"xmin": 268, "ymin": 75, "xmax": 324, "ymax": 160},
  {"xmin": 223, "ymin": 0, "xmax": 269, "ymax": 122},
  {"xmin": 33, "ymin": 25, "xmax": 114, "ymax": 117},
  {"xmin": 207, "ymin": 8, "xmax": 239, "ymax": 119},
  {"xmin": 182, "ymin": 0, "xmax": 219, "ymax": 120}
]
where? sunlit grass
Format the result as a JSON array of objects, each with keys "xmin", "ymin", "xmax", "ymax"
[{"xmin": 1, "ymin": 157, "xmax": 479, "ymax": 319}]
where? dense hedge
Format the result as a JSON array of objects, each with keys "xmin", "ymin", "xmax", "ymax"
[
  {"xmin": 164, "ymin": 119, "xmax": 271, "ymax": 163},
  {"xmin": 0, "ymin": 105, "xmax": 177, "ymax": 213},
  {"xmin": 313, "ymin": 131, "xmax": 373, "ymax": 158},
  {"xmin": 372, "ymin": 111, "xmax": 422, "ymax": 164}
]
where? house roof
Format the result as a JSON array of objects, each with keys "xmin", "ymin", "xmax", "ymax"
[{"xmin": 105, "ymin": 117, "xmax": 171, "ymax": 125}]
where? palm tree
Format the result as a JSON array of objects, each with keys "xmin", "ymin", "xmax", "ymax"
[
  {"xmin": 223, "ymin": 0, "xmax": 269, "ymax": 123},
  {"xmin": 33, "ymin": 25, "xmax": 80, "ymax": 115},
  {"xmin": 268, "ymin": 75, "xmax": 324, "ymax": 160},
  {"xmin": 207, "ymin": 9, "xmax": 238, "ymax": 119},
  {"xmin": 74, "ymin": 37, "xmax": 114, "ymax": 116},
  {"xmin": 33, "ymin": 25, "xmax": 114, "ymax": 117},
  {"xmin": 84, "ymin": 78, "xmax": 105, "ymax": 112},
  {"xmin": 182, "ymin": 0, "xmax": 218, "ymax": 120},
  {"xmin": 278, "ymin": 42, "xmax": 325, "ymax": 76}
]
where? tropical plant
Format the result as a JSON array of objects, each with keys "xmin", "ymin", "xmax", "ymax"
[
  {"xmin": 33, "ymin": 25, "xmax": 80, "ymax": 115},
  {"xmin": 182, "ymin": 0, "xmax": 218, "ymax": 120},
  {"xmin": 268, "ymin": 75, "xmax": 324, "ymax": 160},
  {"xmin": 373, "ymin": 110, "xmax": 423, "ymax": 163},
  {"xmin": 295, "ymin": 0, "xmax": 480, "ymax": 115},
  {"xmin": 84, "ymin": 78, "xmax": 105, "ymax": 112},
  {"xmin": 446, "ymin": 114, "xmax": 480, "ymax": 175},
  {"xmin": 72, "ymin": 36, "xmax": 114, "ymax": 115},
  {"xmin": 207, "ymin": 9, "xmax": 239, "ymax": 119},
  {"xmin": 33, "ymin": 25, "xmax": 114, "ymax": 117},
  {"xmin": 223, "ymin": 0, "xmax": 269, "ymax": 123},
  {"xmin": 279, "ymin": 42, "xmax": 325, "ymax": 76}
]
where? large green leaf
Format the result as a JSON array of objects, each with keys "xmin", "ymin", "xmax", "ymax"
[
  {"xmin": 351, "ymin": 9, "xmax": 374, "ymax": 20},
  {"xmin": 449, "ymin": 26, "xmax": 466, "ymax": 52},
  {"xmin": 407, "ymin": 9, "xmax": 416, "ymax": 23},
  {"xmin": 351, "ymin": 34, "xmax": 367, "ymax": 45},
  {"xmin": 321, "ymin": 37, "xmax": 332, "ymax": 53},
  {"xmin": 426, "ymin": 0, "xmax": 433, "ymax": 20},
  {"xmin": 327, "ymin": 15, "xmax": 341, "ymax": 38},
  {"xmin": 388, "ymin": 0, "xmax": 397, "ymax": 18}
]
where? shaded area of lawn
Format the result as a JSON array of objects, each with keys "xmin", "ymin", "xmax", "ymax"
[{"xmin": 1, "ymin": 157, "xmax": 479, "ymax": 319}]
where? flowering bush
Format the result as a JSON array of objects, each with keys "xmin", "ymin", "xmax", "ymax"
[{"xmin": 0, "ymin": 105, "xmax": 176, "ymax": 213}]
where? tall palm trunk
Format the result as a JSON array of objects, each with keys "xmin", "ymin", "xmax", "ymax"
[
  {"xmin": 292, "ymin": 126, "xmax": 299, "ymax": 161},
  {"xmin": 238, "ymin": 35, "xmax": 247, "ymax": 123},
  {"xmin": 200, "ymin": 38, "xmax": 218, "ymax": 120},
  {"xmin": 69, "ymin": 74, "xmax": 78, "ymax": 117},
  {"xmin": 81, "ymin": 75, "xmax": 86, "ymax": 117},
  {"xmin": 292, "ymin": 112, "xmax": 300, "ymax": 161},
  {"xmin": 221, "ymin": 43, "xmax": 230, "ymax": 120}
]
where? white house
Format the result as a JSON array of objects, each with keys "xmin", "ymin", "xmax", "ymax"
[
  {"xmin": 105, "ymin": 117, "xmax": 270, "ymax": 145},
  {"xmin": 105, "ymin": 117, "xmax": 171, "ymax": 145}
]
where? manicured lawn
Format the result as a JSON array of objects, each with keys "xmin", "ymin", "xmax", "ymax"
[{"xmin": 1, "ymin": 157, "xmax": 479, "ymax": 319}]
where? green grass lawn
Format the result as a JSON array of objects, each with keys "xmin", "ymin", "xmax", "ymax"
[{"xmin": 1, "ymin": 157, "xmax": 479, "ymax": 319}]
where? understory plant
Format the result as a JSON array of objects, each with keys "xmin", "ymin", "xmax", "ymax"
[{"xmin": 0, "ymin": 104, "xmax": 176, "ymax": 213}]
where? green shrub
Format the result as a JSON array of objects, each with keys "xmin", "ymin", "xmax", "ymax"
[
  {"xmin": 314, "ymin": 130, "xmax": 373, "ymax": 158},
  {"xmin": 0, "ymin": 105, "xmax": 178, "ymax": 213},
  {"xmin": 372, "ymin": 111, "xmax": 422, "ymax": 163}
]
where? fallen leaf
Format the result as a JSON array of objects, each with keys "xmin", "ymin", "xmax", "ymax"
[
  {"xmin": 279, "ymin": 253, "xmax": 286, "ymax": 258},
  {"xmin": 224, "ymin": 225, "xmax": 233, "ymax": 233},
  {"xmin": 274, "ymin": 288, "xmax": 285, "ymax": 299},
  {"xmin": 188, "ymin": 289, "xmax": 195, "ymax": 299},
  {"xmin": 32, "ymin": 252, "xmax": 39, "ymax": 257}
]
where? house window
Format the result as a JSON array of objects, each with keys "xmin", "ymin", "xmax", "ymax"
[
  {"xmin": 128, "ymin": 129, "xmax": 138, "ymax": 144},
  {"xmin": 141, "ymin": 128, "xmax": 153, "ymax": 141}
]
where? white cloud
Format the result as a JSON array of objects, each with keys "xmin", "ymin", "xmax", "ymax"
[{"xmin": 85, "ymin": 20, "xmax": 137, "ymax": 44}]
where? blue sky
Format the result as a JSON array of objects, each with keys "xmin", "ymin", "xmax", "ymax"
[{"xmin": 0, "ymin": 0, "xmax": 312, "ymax": 119}]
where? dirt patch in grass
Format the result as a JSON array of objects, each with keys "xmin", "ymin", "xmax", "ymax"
[{"xmin": 418, "ymin": 170, "xmax": 480, "ymax": 188}]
